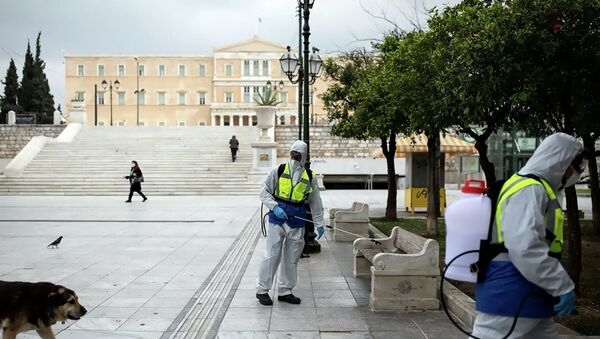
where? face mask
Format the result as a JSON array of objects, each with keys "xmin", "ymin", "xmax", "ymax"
[
  {"xmin": 290, "ymin": 159, "xmax": 301, "ymax": 169},
  {"xmin": 559, "ymin": 166, "xmax": 581, "ymax": 191},
  {"xmin": 563, "ymin": 169, "xmax": 581, "ymax": 188}
]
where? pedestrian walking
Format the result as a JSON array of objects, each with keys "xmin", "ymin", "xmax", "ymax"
[
  {"xmin": 255, "ymin": 140, "xmax": 325, "ymax": 306},
  {"xmin": 473, "ymin": 133, "xmax": 585, "ymax": 338},
  {"xmin": 229, "ymin": 135, "xmax": 239, "ymax": 162},
  {"xmin": 124, "ymin": 160, "xmax": 147, "ymax": 203}
]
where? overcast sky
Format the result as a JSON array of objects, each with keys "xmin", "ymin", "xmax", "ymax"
[{"xmin": 0, "ymin": 0, "xmax": 458, "ymax": 108}]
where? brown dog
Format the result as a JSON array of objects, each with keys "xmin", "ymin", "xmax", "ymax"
[{"xmin": 0, "ymin": 281, "xmax": 86, "ymax": 339}]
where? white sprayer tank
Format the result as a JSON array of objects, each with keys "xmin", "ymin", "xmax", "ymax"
[{"xmin": 444, "ymin": 180, "xmax": 491, "ymax": 283}]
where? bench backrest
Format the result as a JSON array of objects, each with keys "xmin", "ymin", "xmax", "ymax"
[{"xmin": 393, "ymin": 226, "xmax": 429, "ymax": 254}]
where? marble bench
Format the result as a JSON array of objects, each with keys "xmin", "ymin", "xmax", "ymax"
[
  {"xmin": 329, "ymin": 202, "xmax": 370, "ymax": 242},
  {"xmin": 353, "ymin": 226, "xmax": 440, "ymax": 311}
]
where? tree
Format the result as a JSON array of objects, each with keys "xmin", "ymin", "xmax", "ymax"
[
  {"xmin": 0, "ymin": 59, "xmax": 20, "ymax": 122},
  {"xmin": 17, "ymin": 32, "xmax": 55, "ymax": 123},
  {"xmin": 509, "ymin": 0, "xmax": 600, "ymax": 291},
  {"xmin": 32, "ymin": 32, "xmax": 55, "ymax": 122},
  {"xmin": 322, "ymin": 38, "xmax": 411, "ymax": 220},
  {"xmin": 18, "ymin": 41, "xmax": 35, "ymax": 113},
  {"xmin": 426, "ymin": 0, "xmax": 529, "ymax": 185},
  {"xmin": 385, "ymin": 30, "xmax": 451, "ymax": 235}
]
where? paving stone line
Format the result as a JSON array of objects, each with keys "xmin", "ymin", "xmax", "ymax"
[{"xmin": 163, "ymin": 209, "xmax": 261, "ymax": 339}]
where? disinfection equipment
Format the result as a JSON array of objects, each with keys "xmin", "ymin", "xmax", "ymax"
[{"xmin": 444, "ymin": 180, "xmax": 491, "ymax": 282}]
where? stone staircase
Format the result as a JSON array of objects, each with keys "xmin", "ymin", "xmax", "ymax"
[{"xmin": 0, "ymin": 126, "xmax": 263, "ymax": 195}]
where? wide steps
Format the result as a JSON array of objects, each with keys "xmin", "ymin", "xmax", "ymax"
[{"xmin": 0, "ymin": 126, "xmax": 263, "ymax": 195}]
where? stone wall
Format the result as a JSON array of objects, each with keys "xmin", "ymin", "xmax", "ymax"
[
  {"xmin": 275, "ymin": 125, "xmax": 381, "ymax": 158},
  {"xmin": 0, "ymin": 125, "xmax": 66, "ymax": 158}
]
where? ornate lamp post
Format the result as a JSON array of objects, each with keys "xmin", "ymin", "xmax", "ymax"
[
  {"xmin": 280, "ymin": 0, "xmax": 323, "ymax": 254},
  {"xmin": 101, "ymin": 79, "xmax": 120, "ymax": 126}
]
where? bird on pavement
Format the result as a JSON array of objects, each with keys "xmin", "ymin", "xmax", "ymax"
[{"xmin": 47, "ymin": 236, "xmax": 63, "ymax": 248}]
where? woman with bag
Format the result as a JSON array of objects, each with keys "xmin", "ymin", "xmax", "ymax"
[{"xmin": 124, "ymin": 160, "xmax": 147, "ymax": 202}]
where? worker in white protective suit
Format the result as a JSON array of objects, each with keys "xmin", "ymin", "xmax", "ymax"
[
  {"xmin": 472, "ymin": 133, "xmax": 586, "ymax": 338},
  {"xmin": 256, "ymin": 140, "xmax": 325, "ymax": 306}
]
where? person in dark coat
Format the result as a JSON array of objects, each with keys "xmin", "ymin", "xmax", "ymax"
[
  {"xmin": 124, "ymin": 160, "xmax": 147, "ymax": 202},
  {"xmin": 229, "ymin": 135, "xmax": 239, "ymax": 162}
]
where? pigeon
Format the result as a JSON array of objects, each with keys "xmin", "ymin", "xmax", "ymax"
[{"xmin": 47, "ymin": 236, "xmax": 63, "ymax": 248}]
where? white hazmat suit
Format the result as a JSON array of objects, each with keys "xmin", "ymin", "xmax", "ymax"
[
  {"xmin": 256, "ymin": 141, "xmax": 325, "ymax": 298},
  {"xmin": 472, "ymin": 133, "xmax": 583, "ymax": 339}
]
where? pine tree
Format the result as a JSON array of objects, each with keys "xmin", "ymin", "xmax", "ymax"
[
  {"xmin": 18, "ymin": 41, "xmax": 35, "ymax": 113},
  {"xmin": 1, "ymin": 59, "xmax": 20, "ymax": 114},
  {"xmin": 18, "ymin": 33, "xmax": 55, "ymax": 123},
  {"xmin": 34, "ymin": 32, "xmax": 55, "ymax": 119}
]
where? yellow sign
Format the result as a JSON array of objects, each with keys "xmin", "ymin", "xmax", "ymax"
[
  {"xmin": 404, "ymin": 187, "xmax": 446, "ymax": 214},
  {"xmin": 259, "ymin": 154, "xmax": 269, "ymax": 161}
]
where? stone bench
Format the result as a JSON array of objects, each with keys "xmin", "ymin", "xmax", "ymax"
[
  {"xmin": 329, "ymin": 202, "xmax": 370, "ymax": 242},
  {"xmin": 353, "ymin": 226, "xmax": 440, "ymax": 311}
]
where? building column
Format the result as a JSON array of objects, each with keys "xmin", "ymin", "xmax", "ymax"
[
  {"xmin": 211, "ymin": 115, "xmax": 216, "ymax": 126},
  {"xmin": 220, "ymin": 114, "xmax": 225, "ymax": 126},
  {"xmin": 229, "ymin": 114, "xmax": 233, "ymax": 126}
]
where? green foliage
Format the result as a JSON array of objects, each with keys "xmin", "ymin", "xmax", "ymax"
[
  {"xmin": 17, "ymin": 32, "xmax": 55, "ymax": 123},
  {"xmin": 0, "ymin": 59, "xmax": 20, "ymax": 118},
  {"xmin": 253, "ymin": 86, "xmax": 281, "ymax": 106}
]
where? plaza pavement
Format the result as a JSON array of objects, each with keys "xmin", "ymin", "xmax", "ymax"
[{"xmin": 0, "ymin": 190, "xmax": 594, "ymax": 338}]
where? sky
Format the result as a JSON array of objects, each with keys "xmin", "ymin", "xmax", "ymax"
[{"xmin": 0, "ymin": 0, "xmax": 459, "ymax": 109}]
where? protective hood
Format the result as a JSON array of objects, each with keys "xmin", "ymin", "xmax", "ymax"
[
  {"xmin": 290, "ymin": 140, "xmax": 308, "ymax": 168},
  {"xmin": 519, "ymin": 133, "xmax": 583, "ymax": 191}
]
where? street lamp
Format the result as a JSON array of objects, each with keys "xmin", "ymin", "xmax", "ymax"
[
  {"xmin": 280, "ymin": 0, "xmax": 323, "ymax": 254},
  {"xmin": 134, "ymin": 57, "xmax": 146, "ymax": 126},
  {"xmin": 101, "ymin": 79, "xmax": 120, "ymax": 126}
]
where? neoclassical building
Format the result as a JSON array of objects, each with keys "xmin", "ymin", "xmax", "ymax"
[{"xmin": 64, "ymin": 37, "xmax": 329, "ymax": 127}]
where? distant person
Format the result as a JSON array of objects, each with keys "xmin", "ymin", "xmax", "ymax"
[
  {"xmin": 229, "ymin": 135, "xmax": 239, "ymax": 162},
  {"xmin": 124, "ymin": 160, "xmax": 147, "ymax": 203}
]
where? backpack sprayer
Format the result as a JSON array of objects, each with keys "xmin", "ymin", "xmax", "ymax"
[{"xmin": 441, "ymin": 179, "xmax": 578, "ymax": 339}]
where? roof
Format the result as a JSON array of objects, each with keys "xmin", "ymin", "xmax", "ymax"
[
  {"xmin": 214, "ymin": 36, "xmax": 287, "ymax": 53},
  {"xmin": 372, "ymin": 134, "xmax": 477, "ymax": 158}
]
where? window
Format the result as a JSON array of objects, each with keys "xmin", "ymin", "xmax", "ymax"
[
  {"xmin": 178, "ymin": 121, "xmax": 186, "ymax": 127},
  {"xmin": 225, "ymin": 64, "xmax": 233, "ymax": 77},
  {"xmin": 179, "ymin": 64, "xmax": 186, "ymax": 76},
  {"xmin": 138, "ymin": 121, "xmax": 146, "ymax": 126},
  {"xmin": 158, "ymin": 92, "xmax": 166, "ymax": 105},
  {"xmin": 253, "ymin": 86, "xmax": 261, "ymax": 101},
  {"xmin": 118, "ymin": 64, "xmax": 125, "ymax": 76},
  {"xmin": 97, "ymin": 65, "xmax": 105, "ymax": 76},
  {"xmin": 77, "ymin": 65, "xmax": 84, "ymax": 76},
  {"xmin": 178, "ymin": 91, "xmax": 186, "ymax": 105},
  {"xmin": 198, "ymin": 92, "xmax": 206, "ymax": 105},
  {"xmin": 138, "ymin": 92, "xmax": 145, "ymax": 105},
  {"xmin": 158, "ymin": 121, "xmax": 166, "ymax": 126},
  {"xmin": 253, "ymin": 60, "xmax": 259, "ymax": 75},
  {"xmin": 262, "ymin": 60, "xmax": 269, "ymax": 76},
  {"xmin": 117, "ymin": 121, "xmax": 126, "ymax": 127},
  {"xmin": 75, "ymin": 91, "xmax": 85, "ymax": 101},
  {"xmin": 97, "ymin": 92, "xmax": 105, "ymax": 105},
  {"xmin": 98, "ymin": 121, "xmax": 105, "ymax": 126},
  {"xmin": 243, "ymin": 60, "xmax": 250, "ymax": 76},
  {"xmin": 280, "ymin": 116, "xmax": 285, "ymax": 125},
  {"xmin": 280, "ymin": 91, "xmax": 288, "ymax": 103},
  {"xmin": 138, "ymin": 64, "xmax": 145, "ymax": 76},
  {"xmin": 243, "ymin": 86, "xmax": 251, "ymax": 103},
  {"xmin": 159, "ymin": 64, "xmax": 166, "ymax": 76},
  {"xmin": 198, "ymin": 121, "xmax": 206, "ymax": 126},
  {"xmin": 199, "ymin": 64, "xmax": 206, "ymax": 77},
  {"xmin": 225, "ymin": 92, "xmax": 233, "ymax": 103},
  {"xmin": 117, "ymin": 92, "xmax": 125, "ymax": 105}
]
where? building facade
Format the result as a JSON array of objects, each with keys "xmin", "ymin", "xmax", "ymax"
[{"xmin": 64, "ymin": 37, "xmax": 328, "ymax": 127}]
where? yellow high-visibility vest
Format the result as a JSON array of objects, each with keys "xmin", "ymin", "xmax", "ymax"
[
  {"xmin": 274, "ymin": 163, "xmax": 313, "ymax": 203},
  {"xmin": 494, "ymin": 174, "xmax": 564, "ymax": 256}
]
